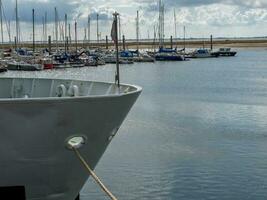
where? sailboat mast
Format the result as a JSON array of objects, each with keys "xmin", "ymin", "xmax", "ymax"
[
  {"xmin": 158, "ymin": 0, "xmax": 164, "ymax": 48},
  {"xmin": 158, "ymin": 0, "xmax": 161, "ymax": 47},
  {"xmin": 32, "ymin": 9, "xmax": 35, "ymax": 53},
  {"xmin": 174, "ymin": 9, "xmax": 177, "ymax": 39},
  {"xmin": 8, "ymin": 20, "xmax": 11, "ymax": 43},
  {"xmin": 55, "ymin": 7, "xmax": 58, "ymax": 52},
  {"xmin": 65, "ymin": 14, "xmax": 67, "ymax": 52},
  {"xmin": 68, "ymin": 23, "xmax": 71, "ymax": 44},
  {"xmin": 183, "ymin": 26, "xmax": 186, "ymax": 56},
  {"xmin": 75, "ymin": 20, "xmax": 77, "ymax": 53},
  {"xmin": 84, "ymin": 28, "xmax": 87, "ymax": 44},
  {"xmin": 153, "ymin": 25, "xmax": 156, "ymax": 52},
  {"xmin": 15, "ymin": 0, "xmax": 19, "ymax": 45},
  {"xmin": 88, "ymin": 15, "xmax": 90, "ymax": 45},
  {"xmin": 45, "ymin": 12, "xmax": 47, "ymax": 42},
  {"xmin": 42, "ymin": 16, "xmax": 44, "ymax": 43},
  {"xmin": 162, "ymin": 3, "xmax": 164, "ymax": 47},
  {"xmin": 65, "ymin": 14, "xmax": 67, "ymax": 41},
  {"xmin": 0, "ymin": 0, "xmax": 3, "ymax": 44},
  {"xmin": 96, "ymin": 13, "xmax": 99, "ymax": 43},
  {"xmin": 136, "ymin": 10, "xmax": 139, "ymax": 53},
  {"xmin": 118, "ymin": 15, "xmax": 121, "ymax": 48}
]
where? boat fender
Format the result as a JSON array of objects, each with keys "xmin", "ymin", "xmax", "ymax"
[
  {"xmin": 56, "ymin": 84, "xmax": 67, "ymax": 97},
  {"xmin": 68, "ymin": 85, "xmax": 79, "ymax": 97}
]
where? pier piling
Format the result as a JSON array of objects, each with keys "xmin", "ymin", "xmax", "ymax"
[
  {"xmin": 14, "ymin": 36, "xmax": 17, "ymax": 50},
  {"xmin": 32, "ymin": 9, "xmax": 35, "ymax": 53},
  {"xmin": 48, "ymin": 35, "xmax": 51, "ymax": 53},
  {"xmin": 106, "ymin": 35, "xmax": 108, "ymax": 49},
  {"xmin": 75, "ymin": 21, "xmax": 77, "ymax": 53},
  {"xmin": 210, "ymin": 35, "xmax": 213, "ymax": 50},
  {"xmin": 170, "ymin": 35, "xmax": 173, "ymax": 49},
  {"xmin": 66, "ymin": 36, "xmax": 69, "ymax": 52},
  {"xmin": 123, "ymin": 35, "xmax": 126, "ymax": 50}
]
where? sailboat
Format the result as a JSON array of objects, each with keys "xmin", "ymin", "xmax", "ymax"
[
  {"xmin": 154, "ymin": 0, "xmax": 184, "ymax": 61},
  {"xmin": 155, "ymin": 47, "xmax": 184, "ymax": 61}
]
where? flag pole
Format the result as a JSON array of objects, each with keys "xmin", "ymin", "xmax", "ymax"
[{"xmin": 111, "ymin": 12, "xmax": 120, "ymax": 88}]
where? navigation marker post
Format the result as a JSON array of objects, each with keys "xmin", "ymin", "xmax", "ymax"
[{"xmin": 111, "ymin": 12, "xmax": 120, "ymax": 88}]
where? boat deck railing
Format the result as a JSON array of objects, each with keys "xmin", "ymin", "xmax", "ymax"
[{"xmin": 0, "ymin": 78, "xmax": 139, "ymax": 99}]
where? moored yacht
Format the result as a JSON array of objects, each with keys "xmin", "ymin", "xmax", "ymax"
[
  {"xmin": 120, "ymin": 50, "xmax": 155, "ymax": 63},
  {"xmin": 190, "ymin": 48, "xmax": 220, "ymax": 58},
  {"xmin": 104, "ymin": 54, "xmax": 134, "ymax": 64},
  {"xmin": 155, "ymin": 48, "xmax": 184, "ymax": 61},
  {"xmin": 7, "ymin": 60, "xmax": 43, "ymax": 71},
  {"xmin": 38, "ymin": 57, "xmax": 54, "ymax": 70},
  {"xmin": 217, "ymin": 48, "xmax": 237, "ymax": 56}
]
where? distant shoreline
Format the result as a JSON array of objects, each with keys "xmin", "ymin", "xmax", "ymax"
[
  {"xmin": 2, "ymin": 38, "xmax": 267, "ymax": 50},
  {"xmin": 123, "ymin": 39, "xmax": 267, "ymax": 49}
]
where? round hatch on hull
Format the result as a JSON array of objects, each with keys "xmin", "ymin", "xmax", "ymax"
[{"xmin": 66, "ymin": 136, "xmax": 86, "ymax": 150}]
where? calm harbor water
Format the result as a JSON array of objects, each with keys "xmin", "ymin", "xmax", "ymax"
[{"xmin": 2, "ymin": 48, "xmax": 267, "ymax": 199}]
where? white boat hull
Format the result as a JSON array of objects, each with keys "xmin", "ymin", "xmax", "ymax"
[{"xmin": 0, "ymin": 78, "xmax": 141, "ymax": 200}]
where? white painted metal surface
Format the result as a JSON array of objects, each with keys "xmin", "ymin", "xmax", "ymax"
[{"xmin": 0, "ymin": 77, "xmax": 142, "ymax": 200}]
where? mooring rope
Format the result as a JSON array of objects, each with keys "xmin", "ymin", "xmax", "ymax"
[{"xmin": 72, "ymin": 148, "xmax": 118, "ymax": 200}]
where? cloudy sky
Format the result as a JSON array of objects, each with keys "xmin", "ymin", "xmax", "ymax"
[{"xmin": 1, "ymin": 0, "xmax": 267, "ymax": 42}]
